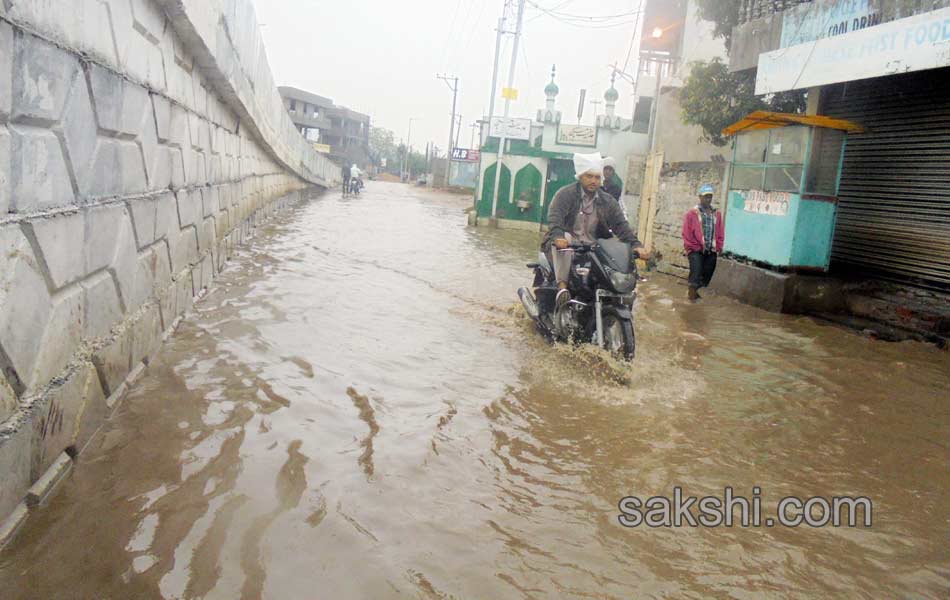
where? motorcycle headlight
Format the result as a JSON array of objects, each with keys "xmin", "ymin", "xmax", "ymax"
[{"xmin": 609, "ymin": 270, "xmax": 637, "ymax": 293}]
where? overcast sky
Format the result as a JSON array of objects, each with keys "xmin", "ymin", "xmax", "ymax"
[{"xmin": 253, "ymin": 0, "xmax": 645, "ymax": 153}]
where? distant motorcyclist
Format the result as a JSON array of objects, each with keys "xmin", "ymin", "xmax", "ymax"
[
  {"xmin": 542, "ymin": 152, "xmax": 650, "ymax": 309},
  {"xmin": 350, "ymin": 164, "xmax": 363, "ymax": 194},
  {"xmin": 341, "ymin": 163, "xmax": 352, "ymax": 196}
]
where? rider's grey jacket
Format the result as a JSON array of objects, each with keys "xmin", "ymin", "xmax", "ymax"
[{"xmin": 542, "ymin": 183, "xmax": 643, "ymax": 251}]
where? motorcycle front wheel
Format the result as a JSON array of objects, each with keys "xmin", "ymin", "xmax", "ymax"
[{"xmin": 601, "ymin": 314, "xmax": 635, "ymax": 360}]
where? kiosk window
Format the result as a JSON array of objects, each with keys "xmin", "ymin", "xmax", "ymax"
[
  {"xmin": 765, "ymin": 166, "xmax": 803, "ymax": 192},
  {"xmin": 731, "ymin": 165, "xmax": 764, "ymax": 190},
  {"xmin": 804, "ymin": 128, "xmax": 846, "ymax": 196},
  {"xmin": 766, "ymin": 126, "xmax": 808, "ymax": 165},
  {"xmin": 735, "ymin": 129, "xmax": 768, "ymax": 164}
]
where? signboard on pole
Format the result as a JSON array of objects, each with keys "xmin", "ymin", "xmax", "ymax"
[
  {"xmin": 501, "ymin": 87, "xmax": 519, "ymax": 100},
  {"xmin": 489, "ymin": 117, "xmax": 532, "ymax": 140},
  {"xmin": 556, "ymin": 125, "xmax": 597, "ymax": 147},
  {"xmin": 756, "ymin": 7, "xmax": 950, "ymax": 94},
  {"xmin": 451, "ymin": 148, "xmax": 481, "ymax": 162}
]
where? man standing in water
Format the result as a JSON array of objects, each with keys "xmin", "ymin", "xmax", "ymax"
[
  {"xmin": 682, "ymin": 183, "xmax": 724, "ymax": 302},
  {"xmin": 543, "ymin": 153, "xmax": 649, "ymax": 309}
]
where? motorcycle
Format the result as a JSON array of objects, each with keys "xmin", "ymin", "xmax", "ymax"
[
  {"xmin": 349, "ymin": 177, "xmax": 363, "ymax": 195},
  {"xmin": 517, "ymin": 238, "xmax": 638, "ymax": 360}
]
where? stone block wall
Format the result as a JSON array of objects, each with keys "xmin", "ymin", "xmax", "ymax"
[
  {"xmin": 649, "ymin": 162, "xmax": 727, "ymax": 278},
  {"xmin": 0, "ymin": 0, "xmax": 336, "ymax": 528},
  {"xmin": 623, "ymin": 153, "xmax": 645, "ymax": 229}
]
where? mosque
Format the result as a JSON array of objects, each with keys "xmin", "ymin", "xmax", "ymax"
[{"xmin": 470, "ymin": 66, "xmax": 650, "ymax": 230}]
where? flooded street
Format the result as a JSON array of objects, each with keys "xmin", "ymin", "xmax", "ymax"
[{"xmin": 2, "ymin": 181, "xmax": 947, "ymax": 599}]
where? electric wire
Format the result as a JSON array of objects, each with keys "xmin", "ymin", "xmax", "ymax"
[
  {"xmin": 459, "ymin": 0, "xmax": 489, "ymax": 58},
  {"xmin": 439, "ymin": 0, "xmax": 464, "ymax": 72},
  {"xmin": 446, "ymin": 0, "xmax": 478, "ymax": 69},
  {"xmin": 621, "ymin": 0, "xmax": 644, "ymax": 74},
  {"xmin": 526, "ymin": 0, "xmax": 643, "ymax": 27}
]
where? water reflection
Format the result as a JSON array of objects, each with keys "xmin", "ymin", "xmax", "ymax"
[{"xmin": 1, "ymin": 182, "xmax": 947, "ymax": 599}]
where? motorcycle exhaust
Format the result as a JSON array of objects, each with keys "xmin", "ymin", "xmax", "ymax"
[{"xmin": 517, "ymin": 287, "xmax": 540, "ymax": 321}]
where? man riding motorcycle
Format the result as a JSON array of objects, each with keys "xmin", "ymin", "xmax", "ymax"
[
  {"xmin": 542, "ymin": 153, "xmax": 650, "ymax": 310},
  {"xmin": 347, "ymin": 164, "xmax": 365, "ymax": 195}
]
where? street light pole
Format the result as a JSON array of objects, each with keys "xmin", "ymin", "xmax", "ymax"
[
  {"xmin": 490, "ymin": 0, "xmax": 526, "ymax": 223},
  {"xmin": 487, "ymin": 13, "xmax": 505, "ymax": 125},
  {"xmin": 644, "ymin": 26, "xmax": 670, "ymax": 152},
  {"xmin": 647, "ymin": 62, "xmax": 662, "ymax": 151}
]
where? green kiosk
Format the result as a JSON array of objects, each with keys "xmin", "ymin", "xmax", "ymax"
[{"xmin": 722, "ymin": 111, "xmax": 864, "ymax": 271}]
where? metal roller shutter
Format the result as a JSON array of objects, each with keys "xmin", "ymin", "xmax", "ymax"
[{"xmin": 821, "ymin": 68, "xmax": 950, "ymax": 291}]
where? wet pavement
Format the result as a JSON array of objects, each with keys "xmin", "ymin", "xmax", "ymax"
[{"xmin": 1, "ymin": 181, "xmax": 948, "ymax": 599}]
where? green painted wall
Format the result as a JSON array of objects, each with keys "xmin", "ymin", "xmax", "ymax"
[
  {"xmin": 482, "ymin": 138, "xmax": 573, "ymax": 160},
  {"xmin": 478, "ymin": 163, "xmax": 511, "ymax": 218},
  {"xmin": 543, "ymin": 159, "xmax": 576, "ymax": 223},
  {"xmin": 511, "ymin": 164, "xmax": 543, "ymax": 223}
]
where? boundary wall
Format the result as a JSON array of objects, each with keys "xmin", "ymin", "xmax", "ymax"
[{"xmin": 0, "ymin": 0, "xmax": 337, "ymax": 535}]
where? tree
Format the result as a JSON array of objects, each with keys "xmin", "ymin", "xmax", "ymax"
[
  {"xmin": 694, "ymin": 0, "xmax": 741, "ymax": 51},
  {"xmin": 369, "ymin": 127, "xmax": 399, "ymax": 172},
  {"xmin": 680, "ymin": 59, "xmax": 765, "ymax": 147},
  {"xmin": 681, "ymin": 4, "xmax": 807, "ymax": 146}
]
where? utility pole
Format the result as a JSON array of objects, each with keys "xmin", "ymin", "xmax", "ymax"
[
  {"xmin": 454, "ymin": 114, "xmax": 463, "ymax": 150},
  {"xmin": 402, "ymin": 117, "xmax": 416, "ymax": 182},
  {"xmin": 470, "ymin": 121, "xmax": 480, "ymax": 148},
  {"xmin": 437, "ymin": 74, "xmax": 460, "ymax": 187},
  {"xmin": 487, "ymin": 7, "xmax": 507, "ymax": 126},
  {"xmin": 490, "ymin": 0, "xmax": 526, "ymax": 223}
]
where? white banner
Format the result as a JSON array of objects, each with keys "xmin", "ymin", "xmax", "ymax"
[
  {"xmin": 489, "ymin": 117, "xmax": 532, "ymax": 141},
  {"xmin": 556, "ymin": 125, "xmax": 597, "ymax": 147},
  {"xmin": 757, "ymin": 7, "xmax": 950, "ymax": 94},
  {"xmin": 741, "ymin": 190, "xmax": 790, "ymax": 217}
]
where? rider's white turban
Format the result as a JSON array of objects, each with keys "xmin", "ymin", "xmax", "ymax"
[
  {"xmin": 573, "ymin": 152, "xmax": 604, "ymax": 179},
  {"xmin": 603, "ymin": 156, "xmax": 616, "ymax": 168}
]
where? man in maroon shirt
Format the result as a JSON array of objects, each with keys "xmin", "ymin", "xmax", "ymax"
[{"xmin": 682, "ymin": 183, "xmax": 724, "ymax": 302}]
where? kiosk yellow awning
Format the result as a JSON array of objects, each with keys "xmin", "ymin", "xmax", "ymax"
[{"xmin": 722, "ymin": 111, "xmax": 865, "ymax": 136}]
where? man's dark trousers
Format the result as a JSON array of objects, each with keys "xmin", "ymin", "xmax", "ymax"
[{"xmin": 687, "ymin": 251, "xmax": 717, "ymax": 289}]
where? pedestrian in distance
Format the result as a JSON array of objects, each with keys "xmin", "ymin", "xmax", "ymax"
[
  {"xmin": 682, "ymin": 183, "xmax": 724, "ymax": 302},
  {"xmin": 341, "ymin": 163, "xmax": 352, "ymax": 197},
  {"xmin": 601, "ymin": 156, "xmax": 626, "ymax": 214}
]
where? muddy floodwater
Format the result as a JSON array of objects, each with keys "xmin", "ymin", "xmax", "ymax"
[{"xmin": 1, "ymin": 182, "xmax": 948, "ymax": 599}]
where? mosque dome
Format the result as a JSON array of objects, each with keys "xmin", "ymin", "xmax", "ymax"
[{"xmin": 544, "ymin": 64, "xmax": 559, "ymax": 97}]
